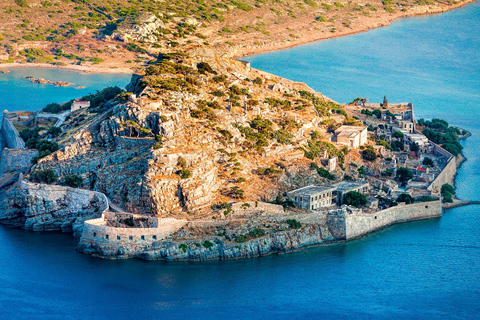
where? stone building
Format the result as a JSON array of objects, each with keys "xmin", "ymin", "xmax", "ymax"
[
  {"xmin": 334, "ymin": 126, "xmax": 368, "ymax": 148},
  {"xmin": 333, "ymin": 181, "xmax": 370, "ymax": 205},
  {"xmin": 286, "ymin": 185, "xmax": 336, "ymax": 210},
  {"xmin": 71, "ymin": 101, "xmax": 90, "ymax": 112}
]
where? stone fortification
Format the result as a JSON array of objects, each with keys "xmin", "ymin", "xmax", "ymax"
[
  {"xmin": 343, "ymin": 200, "xmax": 442, "ymax": 240},
  {"xmin": 77, "ymin": 216, "xmax": 187, "ymax": 258},
  {"xmin": 74, "ymin": 200, "xmax": 441, "ymax": 261},
  {"xmin": 0, "ymin": 177, "xmax": 108, "ymax": 232},
  {"xmin": 1, "ymin": 115, "xmax": 25, "ymax": 149},
  {"xmin": 428, "ymin": 144, "xmax": 457, "ymax": 194}
]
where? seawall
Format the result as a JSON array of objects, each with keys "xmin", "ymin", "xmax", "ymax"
[
  {"xmin": 77, "ymin": 200, "xmax": 442, "ymax": 260},
  {"xmin": 344, "ymin": 200, "xmax": 442, "ymax": 240},
  {"xmin": 78, "ymin": 217, "xmax": 187, "ymax": 258},
  {"xmin": 427, "ymin": 144, "xmax": 457, "ymax": 194}
]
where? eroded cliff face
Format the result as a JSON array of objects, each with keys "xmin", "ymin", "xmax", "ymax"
[
  {"xmin": 32, "ymin": 46, "xmax": 341, "ymax": 218},
  {"xmin": 0, "ymin": 178, "xmax": 107, "ymax": 232}
]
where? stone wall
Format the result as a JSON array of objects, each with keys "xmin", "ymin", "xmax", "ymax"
[
  {"xmin": 428, "ymin": 145, "xmax": 456, "ymax": 194},
  {"xmin": 78, "ymin": 216, "xmax": 187, "ymax": 257},
  {"xmin": 1, "ymin": 116, "xmax": 25, "ymax": 149},
  {"xmin": 344, "ymin": 200, "xmax": 442, "ymax": 240},
  {"xmin": 230, "ymin": 201, "xmax": 285, "ymax": 217}
]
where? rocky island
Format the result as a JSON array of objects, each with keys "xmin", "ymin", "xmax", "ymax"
[
  {"xmin": 0, "ymin": 0, "xmax": 474, "ymax": 261},
  {"xmin": 0, "ymin": 44, "xmax": 468, "ymax": 260}
]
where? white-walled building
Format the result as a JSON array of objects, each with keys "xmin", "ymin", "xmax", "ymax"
[{"xmin": 334, "ymin": 126, "xmax": 368, "ymax": 148}]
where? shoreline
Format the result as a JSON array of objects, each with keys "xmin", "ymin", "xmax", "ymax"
[
  {"xmin": 0, "ymin": 62, "xmax": 136, "ymax": 74},
  {"xmin": 235, "ymin": 0, "xmax": 478, "ymax": 59}
]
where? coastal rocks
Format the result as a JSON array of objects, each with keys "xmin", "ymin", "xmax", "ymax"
[
  {"xmin": 25, "ymin": 77, "xmax": 73, "ymax": 87},
  {"xmin": 0, "ymin": 180, "xmax": 107, "ymax": 232}
]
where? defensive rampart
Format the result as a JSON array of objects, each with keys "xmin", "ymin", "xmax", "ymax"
[
  {"xmin": 78, "ymin": 216, "xmax": 187, "ymax": 257},
  {"xmin": 428, "ymin": 144, "xmax": 457, "ymax": 194},
  {"xmin": 343, "ymin": 200, "xmax": 442, "ymax": 240}
]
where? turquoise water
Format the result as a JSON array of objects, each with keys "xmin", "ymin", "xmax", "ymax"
[
  {"xmin": 1, "ymin": 3, "xmax": 480, "ymax": 319},
  {"xmin": 0, "ymin": 68, "xmax": 132, "ymax": 112}
]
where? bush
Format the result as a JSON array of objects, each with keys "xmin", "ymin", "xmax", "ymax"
[
  {"xmin": 202, "ymin": 240, "xmax": 214, "ymax": 249},
  {"xmin": 43, "ymin": 103, "xmax": 62, "ymax": 113},
  {"xmin": 176, "ymin": 169, "xmax": 191, "ymax": 179},
  {"xmin": 235, "ymin": 228, "xmax": 266, "ymax": 243},
  {"xmin": 31, "ymin": 169, "xmax": 58, "ymax": 184},
  {"xmin": 397, "ymin": 193, "xmax": 414, "ymax": 204},
  {"xmin": 422, "ymin": 157, "xmax": 434, "ymax": 167},
  {"xmin": 396, "ymin": 167, "xmax": 413, "ymax": 184},
  {"xmin": 286, "ymin": 219, "xmax": 302, "ymax": 229},
  {"xmin": 416, "ymin": 196, "xmax": 439, "ymax": 202},
  {"xmin": 197, "ymin": 62, "xmax": 216, "ymax": 74},
  {"xmin": 47, "ymin": 126, "xmax": 62, "ymax": 137},
  {"xmin": 64, "ymin": 174, "xmax": 83, "ymax": 188},
  {"xmin": 344, "ymin": 191, "xmax": 367, "ymax": 207},
  {"xmin": 362, "ymin": 146, "xmax": 377, "ymax": 161},
  {"xmin": 441, "ymin": 184, "xmax": 455, "ymax": 195}
]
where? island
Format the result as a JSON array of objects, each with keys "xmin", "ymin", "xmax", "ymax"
[{"xmin": 0, "ymin": 47, "xmax": 471, "ymax": 260}]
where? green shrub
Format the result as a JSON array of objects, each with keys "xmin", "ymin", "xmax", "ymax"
[
  {"xmin": 64, "ymin": 174, "xmax": 83, "ymax": 188},
  {"xmin": 344, "ymin": 191, "xmax": 367, "ymax": 207},
  {"xmin": 31, "ymin": 169, "xmax": 58, "ymax": 184},
  {"xmin": 397, "ymin": 193, "xmax": 414, "ymax": 204},
  {"xmin": 416, "ymin": 196, "xmax": 439, "ymax": 202},
  {"xmin": 179, "ymin": 244, "xmax": 188, "ymax": 252},
  {"xmin": 176, "ymin": 169, "xmax": 191, "ymax": 179},
  {"xmin": 286, "ymin": 219, "xmax": 302, "ymax": 229},
  {"xmin": 202, "ymin": 240, "xmax": 214, "ymax": 249},
  {"xmin": 362, "ymin": 146, "xmax": 377, "ymax": 161},
  {"xmin": 47, "ymin": 126, "xmax": 62, "ymax": 137}
]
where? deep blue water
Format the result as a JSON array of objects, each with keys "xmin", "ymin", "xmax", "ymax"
[
  {"xmin": 1, "ymin": 2, "xmax": 480, "ymax": 319},
  {"xmin": 0, "ymin": 68, "xmax": 132, "ymax": 112}
]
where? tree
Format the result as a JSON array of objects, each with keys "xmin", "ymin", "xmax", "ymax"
[
  {"xmin": 397, "ymin": 193, "xmax": 414, "ymax": 204},
  {"xmin": 31, "ymin": 169, "xmax": 58, "ymax": 184},
  {"xmin": 47, "ymin": 126, "xmax": 62, "ymax": 138},
  {"xmin": 411, "ymin": 142, "xmax": 420, "ymax": 155},
  {"xmin": 393, "ymin": 131, "xmax": 404, "ymax": 139},
  {"xmin": 64, "ymin": 174, "xmax": 83, "ymax": 188},
  {"xmin": 422, "ymin": 157, "xmax": 434, "ymax": 167},
  {"xmin": 344, "ymin": 191, "xmax": 367, "ymax": 207},
  {"xmin": 43, "ymin": 103, "xmax": 62, "ymax": 114},
  {"xmin": 362, "ymin": 146, "xmax": 377, "ymax": 161},
  {"xmin": 396, "ymin": 167, "xmax": 413, "ymax": 184},
  {"xmin": 441, "ymin": 184, "xmax": 455, "ymax": 203}
]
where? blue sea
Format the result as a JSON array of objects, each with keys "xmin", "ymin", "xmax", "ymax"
[{"xmin": 1, "ymin": 2, "xmax": 480, "ymax": 319}]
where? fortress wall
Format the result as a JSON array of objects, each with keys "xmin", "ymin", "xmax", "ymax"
[
  {"xmin": 1, "ymin": 116, "xmax": 25, "ymax": 149},
  {"xmin": 428, "ymin": 153, "xmax": 456, "ymax": 194},
  {"xmin": 79, "ymin": 217, "xmax": 187, "ymax": 256},
  {"xmin": 345, "ymin": 200, "xmax": 442, "ymax": 240}
]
